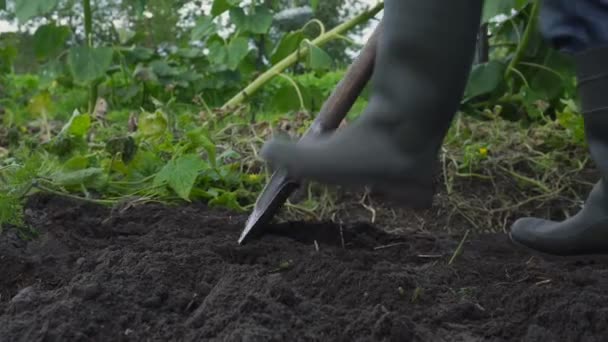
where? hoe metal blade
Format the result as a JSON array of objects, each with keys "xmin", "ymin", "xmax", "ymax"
[{"xmin": 238, "ymin": 21, "xmax": 383, "ymax": 245}]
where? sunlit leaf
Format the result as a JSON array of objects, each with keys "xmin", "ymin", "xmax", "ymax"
[
  {"xmin": 14, "ymin": 0, "xmax": 60, "ymax": 23},
  {"xmin": 34, "ymin": 24, "xmax": 71, "ymax": 60},
  {"xmin": 138, "ymin": 110, "xmax": 168, "ymax": 141},
  {"xmin": 67, "ymin": 46, "xmax": 114, "ymax": 84},
  {"xmin": 67, "ymin": 113, "xmax": 91, "ymax": 137},
  {"xmin": 154, "ymin": 154, "xmax": 205, "ymax": 201},
  {"xmin": 310, "ymin": 0, "xmax": 319, "ymax": 11},
  {"xmin": 27, "ymin": 91, "xmax": 53, "ymax": 116},
  {"xmin": 556, "ymin": 99, "xmax": 585, "ymax": 145}
]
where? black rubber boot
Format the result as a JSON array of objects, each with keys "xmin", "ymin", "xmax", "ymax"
[
  {"xmin": 260, "ymin": 0, "xmax": 483, "ymax": 207},
  {"xmin": 510, "ymin": 45, "xmax": 608, "ymax": 256}
]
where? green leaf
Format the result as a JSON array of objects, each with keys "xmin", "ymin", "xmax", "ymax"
[
  {"xmin": 68, "ymin": 113, "xmax": 91, "ymax": 137},
  {"xmin": 150, "ymin": 60, "xmax": 179, "ymax": 77},
  {"xmin": 482, "ymin": 0, "xmax": 530, "ymax": 23},
  {"xmin": 0, "ymin": 191, "xmax": 24, "ymax": 229},
  {"xmin": 191, "ymin": 16, "xmax": 217, "ymax": 41},
  {"xmin": 528, "ymin": 49, "xmax": 574, "ymax": 101},
  {"xmin": 138, "ymin": 110, "xmax": 168, "ymax": 138},
  {"xmin": 154, "ymin": 154, "xmax": 205, "ymax": 201},
  {"xmin": 229, "ymin": 6, "xmax": 273, "ymax": 34},
  {"xmin": 116, "ymin": 28, "xmax": 136, "ymax": 45},
  {"xmin": 135, "ymin": 0, "xmax": 147, "ymax": 16},
  {"xmin": 186, "ymin": 128, "xmax": 217, "ymax": 167},
  {"xmin": 310, "ymin": 0, "xmax": 319, "ymax": 11},
  {"xmin": 126, "ymin": 46, "xmax": 155, "ymax": 61},
  {"xmin": 209, "ymin": 190, "xmax": 244, "ymax": 211},
  {"xmin": 306, "ymin": 44, "xmax": 332, "ymax": 71},
  {"xmin": 226, "ymin": 37, "xmax": 249, "ymax": 70},
  {"xmin": 272, "ymin": 81, "xmax": 308, "ymax": 112},
  {"xmin": 211, "ymin": 0, "xmax": 239, "ymax": 17},
  {"xmin": 14, "ymin": 0, "xmax": 59, "ymax": 23},
  {"xmin": 0, "ymin": 0, "xmax": 6, "ymax": 11},
  {"xmin": 464, "ymin": 60, "xmax": 506, "ymax": 99},
  {"xmin": 34, "ymin": 24, "xmax": 71, "ymax": 60},
  {"xmin": 208, "ymin": 41, "xmax": 228, "ymax": 66},
  {"xmin": 39, "ymin": 59, "xmax": 66, "ymax": 86},
  {"xmin": 482, "ymin": 0, "xmax": 511, "ymax": 23},
  {"xmin": 106, "ymin": 136, "xmax": 138, "ymax": 163},
  {"xmin": 55, "ymin": 110, "xmax": 91, "ymax": 139},
  {"xmin": 556, "ymin": 99, "xmax": 585, "ymax": 145},
  {"xmin": 52, "ymin": 168, "xmax": 103, "ymax": 187},
  {"xmin": 67, "ymin": 46, "xmax": 114, "ymax": 84},
  {"xmin": 63, "ymin": 155, "xmax": 89, "ymax": 171},
  {"xmin": 270, "ymin": 30, "xmax": 305, "ymax": 65}
]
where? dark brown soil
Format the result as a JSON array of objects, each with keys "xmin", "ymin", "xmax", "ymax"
[{"xmin": 2, "ymin": 193, "xmax": 608, "ymax": 342}]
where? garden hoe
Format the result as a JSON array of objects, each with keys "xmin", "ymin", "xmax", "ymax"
[{"xmin": 238, "ymin": 21, "xmax": 382, "ymax": 244}]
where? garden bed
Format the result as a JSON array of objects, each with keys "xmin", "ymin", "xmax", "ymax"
[{"xmin": 2, "ymin": 193, "xmax": 608, "ymax": 341}]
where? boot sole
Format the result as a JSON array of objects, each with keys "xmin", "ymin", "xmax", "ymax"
[{"xmin": 508, "ymin": 231, "xmax": 608, "ymax": 258}]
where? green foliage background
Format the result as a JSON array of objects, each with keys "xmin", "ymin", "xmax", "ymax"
[{"xmin": 0, "ymin": 0, "xmax": 588, "ymax": 231}]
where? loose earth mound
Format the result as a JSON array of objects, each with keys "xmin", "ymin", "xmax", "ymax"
[{"xmin": 2, "ymin": 194, "xmax": 608, "ymax": 341}]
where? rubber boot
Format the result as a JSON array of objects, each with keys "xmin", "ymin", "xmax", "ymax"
[
  {"xmin": 260, "ymin": 0, "xmax": 483, "ymax": 207},
  {"xmin": 510, "ymin": 45, "xmax": 608, "ymax": 256}
]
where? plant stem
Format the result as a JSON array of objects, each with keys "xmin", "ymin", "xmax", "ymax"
[
  {"xmin": 34, "ymin": 183, "xmax": 116, "ymax": 206},
  {"xmin": 448, "ymin": 229, "xmax": 470, "ymax": 265},
  {"xmin": 221, "ymin": 2, "xmax": 384, "ymax": 110},
  {"xmin": 504, "ymin": 0, "xmax": 540, "ymax": 80},
  {"xmin": 83, "ymin": 0, "xmax": 93, "ymax": 44},
  {"xmin": 83, "ymin": 0, "xmax": 97, "ymax": 113},
  {"xmin": 476, "ymin": 23, "xmax": 489, "ymax": 64}
]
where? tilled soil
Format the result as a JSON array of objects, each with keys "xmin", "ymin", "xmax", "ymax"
[{"xmin": 2, "ymin": 194, "xmax": 608, "ymax": 342}]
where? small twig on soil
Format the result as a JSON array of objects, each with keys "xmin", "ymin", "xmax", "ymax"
[
  {"xmin": 417, "ymin": 254, "xmax": 444, "ymax": 259},
  {"xmin": 314, "ymin": 240, "xmax": 320, "ymax": 252},
  {"xmin": 448, "ymin": 229, "xmax": 470, "ymax": 265},
  {"xmin": 373, "ymin": 242, "xmax": 406, "ymax": 250},
  {"xmin": 535, "ymin": 279, "xmax": 552, "ymax": 286},
  {"xmin": 359, "ymin": 191, "xmax": 377, "ymax": 223},
  {"xmin": 499, "ymin": 165, "xmax": 551, "ymax": 194},
  {"xmin": 339, "ymin": 224, "xmax": 345, "ymax": 249}
]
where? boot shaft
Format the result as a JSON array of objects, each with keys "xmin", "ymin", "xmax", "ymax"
[
  {"xmin": 575, "ymin": 45, "xmax": 608, "ymax": 176},
  {"xmin": 360, "ymin": 0, "xmax": 483, "ymax": 158}
]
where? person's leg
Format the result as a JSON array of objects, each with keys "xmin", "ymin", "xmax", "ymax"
[
  {"xmin": 260, "ymin": 0, "xmax": 483, "ymax": 207},
  {"xmin": 510, "ymin": 0, "xmax": 608, "ymax": 255}
]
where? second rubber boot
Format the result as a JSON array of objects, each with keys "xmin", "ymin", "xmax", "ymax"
[
  {"xmin": 510, "ymin": 45, "xmax": 608, "ymax": 256},
  {"xmin": 260, "ymin": 0, "xmax": 483, "ymax": 207}
]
